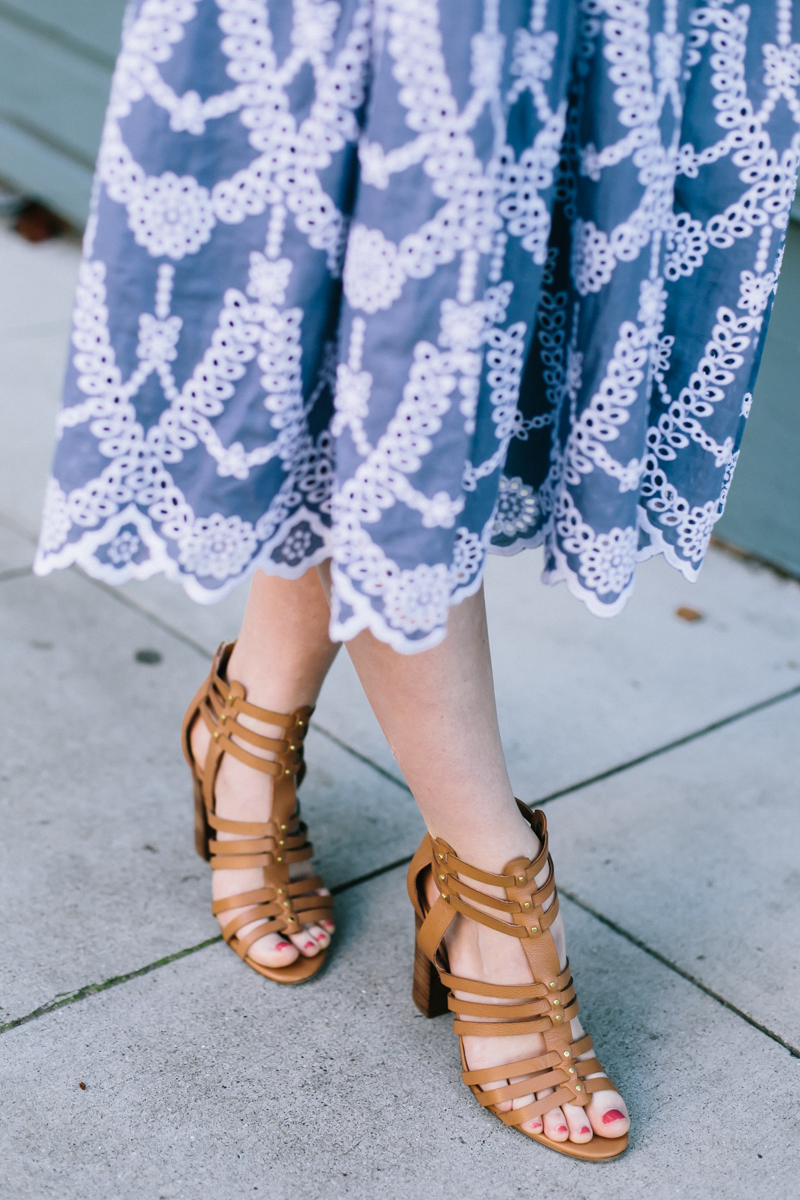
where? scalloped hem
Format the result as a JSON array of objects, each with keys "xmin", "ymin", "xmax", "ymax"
[
  {"xmin": 486, "ymin": 503, "xmax": 703, "ymax": 620},
  {"xmin": 33, "ymin": 503, "xmax": 334, "ymax": 606},
  {"xmin": 328, "ymin": 556, "xmax": 487, "ymax": 656},
  {"xmin": 33, "ymin": 504, "xmax": 706, "ymax": 652}
]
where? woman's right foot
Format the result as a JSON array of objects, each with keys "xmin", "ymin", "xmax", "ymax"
[{"xmin": 189, "ymin": 685, "xmax": 334, "ymax": 971}]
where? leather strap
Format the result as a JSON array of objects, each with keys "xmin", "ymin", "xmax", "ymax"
[
  {"xmin": 409, "ymin": 805, "xmax": 618, "ymax": 1126},
  {"xmin": 184, "ymin": 641, "xmax": 329, "ymax": 958}
]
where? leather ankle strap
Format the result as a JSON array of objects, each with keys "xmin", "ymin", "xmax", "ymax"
[{"xmin": 198, "ymin": 642, "xmax": 313, "ymax": 825}]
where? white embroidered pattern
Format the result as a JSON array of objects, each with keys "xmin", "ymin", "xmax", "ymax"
[{"xmin": 36, "ymin": 0, "xmax": 800, "ymax": 643}]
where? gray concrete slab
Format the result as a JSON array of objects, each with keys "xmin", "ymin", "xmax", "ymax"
[
  {"xmin": 0, "ymin": 227, "xmax": 77, "ymax": 536},
  {"xmin": 0, "ymin": 331, "xmax": 71, "ymax": 534},
  {"xmin": 0, "ymin": 520, "xmax": 34, "ymax": 571},
  {"xmin": 112, "ymin": 539, "xmax": 800, "ymax": 810},
  {"xmin": 0, "ymin": 224, "xmax": 79, "ymax": 337},
  {"xmin": 546, "ymin": 693, "xmax": 800, "ymax": 1047},
  {"xmin": 486, "ymin": 544, "xmax": 800, "ymax": 800},
  {"xmin": 1, "ymin": 870, "xmax": 797, "ymax": 1200},
  {"xmin": 0, "ymin": 567, "xmax": 423, "ymax": 1025}
]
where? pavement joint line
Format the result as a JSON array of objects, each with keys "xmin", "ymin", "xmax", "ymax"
[
  {"xmin": 0, "ymin": 857, "xmax": 416, "ymax": 1037},
  {"xmin": 0, "ymin": 936, "xmax": 223, "ymax": 1036},
  {"xmin": 532, "ymin": 681, "xmax": 800, "ymax": 807},
  {"xmin": 75, "ymin": 564, "xmax": 800, "ymax": 813},
  {"xmin": 0, "ymin": 565, "xmax": 32, "ymax": 583},
  {"xmin": 5, "ymin": 852, "xmax": 796, "ymax": 1062},
  {"xmin": 311, "ymin": 723, "xmax": 410, "ymax": 793},
  {"xmin": 560, "ymin": 887, "xmax": 800, "ymax": 1059}
]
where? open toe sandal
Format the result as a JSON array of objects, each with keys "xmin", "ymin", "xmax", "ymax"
[
  {"xmin": 407, "ymin": 802, "xmax": 628, "ymax": 1160},
  {"xmin": 182, "ymin": 641, "xmax": 333, "ymax": 984}
]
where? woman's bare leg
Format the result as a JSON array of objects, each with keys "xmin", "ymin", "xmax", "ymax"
[
  {"xmin": 318, "ymin": 562, "xmax": 629, "ymax": 1145},
  {"xmin": 191, "ymin": 567, "xmax": 340, "ymax": 967}
]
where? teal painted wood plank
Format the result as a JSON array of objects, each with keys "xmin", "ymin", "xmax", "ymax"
[
  {"xmin": 0, "ymin": 0, "xmax": 127, "ymax": 63},
  {"xmin": 716, "ymin": 221, "xmax": 800, "ymax": 576},
  {"xmin": 0, "ymin": 17, "xmax": 112, "ymax": 166},
  {"xmin": 0, "ymin": 117, "xmax": 92, "ymax": 226}
]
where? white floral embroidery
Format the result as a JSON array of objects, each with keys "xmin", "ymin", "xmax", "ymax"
[
  {"xmin": 177, "ymin": 513, "xmax": 258, "ymax": 580},
  {"xmin": 578, "ymin": 525, "xmax": 639, "ymax": 597},
  {"xmin": 344, "ymin": 226, "xmax": 407, "ymax": 313},
  {"xmin": 107, "ymin": 529, "xmax": 141, "ymax": 564},
  {"xmin": 493, "ymin": 475, "xmax": 538, "ymax": 538},
  {"xmin": 36, "ymin": 0, "xmax": 800, "ymax": 645},
  {"xmin": 127, "ymin": 172, "xmax": 215, "ymax": 260}
]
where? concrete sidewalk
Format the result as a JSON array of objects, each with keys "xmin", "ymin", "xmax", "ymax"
[{"xmin": 1, "ymin": 222, "xmax": 799, "ymax": 1200}]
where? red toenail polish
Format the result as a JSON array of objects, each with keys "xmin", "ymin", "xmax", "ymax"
[
  {"xmin": 276, "ymin": 942, "xmax": 291, "ymax": 949},
  {"xmin": 557, "ymin": 1126, "xmax": 567, "ymax": 1133},
  {"xmin": 603, "ymin": 1109, "xmax": 625, "ymax": 1124},
  {"xmin": 580, "ymin": 1126, "xmax": 590, "ymax": 1134}
]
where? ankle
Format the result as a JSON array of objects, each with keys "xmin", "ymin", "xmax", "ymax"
[
  {"xmin": 226, "ymin": 642, "xmax": 322, "ymax": 714},
  {"xmin": 432, "ymin": 813, "xmax": 541, "ymax": 879}
]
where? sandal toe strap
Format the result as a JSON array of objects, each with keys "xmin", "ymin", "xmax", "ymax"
[
  {"xmin": 494, "ymin": 1087, "xmax": 576, "ymax": 1125},
  {"xmin": 462, "ymin": 1050, "xmax": 562, "ymax": 1086},
  {"xmin": 475, "ymin": 1069, "xmax": 567, "ymax": 1107}
]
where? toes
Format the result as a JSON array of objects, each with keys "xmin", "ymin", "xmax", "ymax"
[
  {"xmin": 290, "ymin": 929, "xmax": 323, "ymax": 957},
  {"xmin": 304, "ymin": 924, "xmax": 330, "ymax": 948},
  {"xmin": 316, "ymin": 892, "xmax": 334, "ymax": 935},
  {"xmin": 247, "ymin": 931, "xmax": 300, "ymax": 968},
  {"xmin": 587, "ymin": 1093, "xmax": 630, "ymax": 1139},
  {"xmin": 511, "ymin": 1091, "xmax": 537, "ymax": 1133},
  {"xmin": 542, "ymin": 1105, "xmax": 569, "ymax": 1142},
  {"xmin": 563, "ymin": 1102, "xmax": 593, "ymax": 1143}
]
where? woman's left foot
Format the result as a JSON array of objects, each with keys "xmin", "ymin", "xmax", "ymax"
[{"xmin": 416, "ymin": 807, "xmax": 629, "ymax": 1150}]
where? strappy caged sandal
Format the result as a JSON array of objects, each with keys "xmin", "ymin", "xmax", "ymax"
[
  {"xmin": 407, "ymin": 802, "xmax": 628, "ymax": 1160},
  {"xmin": 182, "ymin": 641, "xmax": 333, "ymax": 984}
]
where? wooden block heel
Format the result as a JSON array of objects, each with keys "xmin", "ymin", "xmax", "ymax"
[
  {"xmin": 412, "ymin": 914, "xmax": 449, "ymax": 1017},
  {"xmin": 193, "ymin": 778, "xmax": 211, "ymax": 862}
]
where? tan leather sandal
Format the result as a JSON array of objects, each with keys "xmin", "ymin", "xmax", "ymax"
[
  {"xmin": 182, "ymin": 641, "xmax": 333, "ymax": 984},
  {"xmin": 408, "ymin": 802, "xmax": 628, "ymax": 1160}
]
